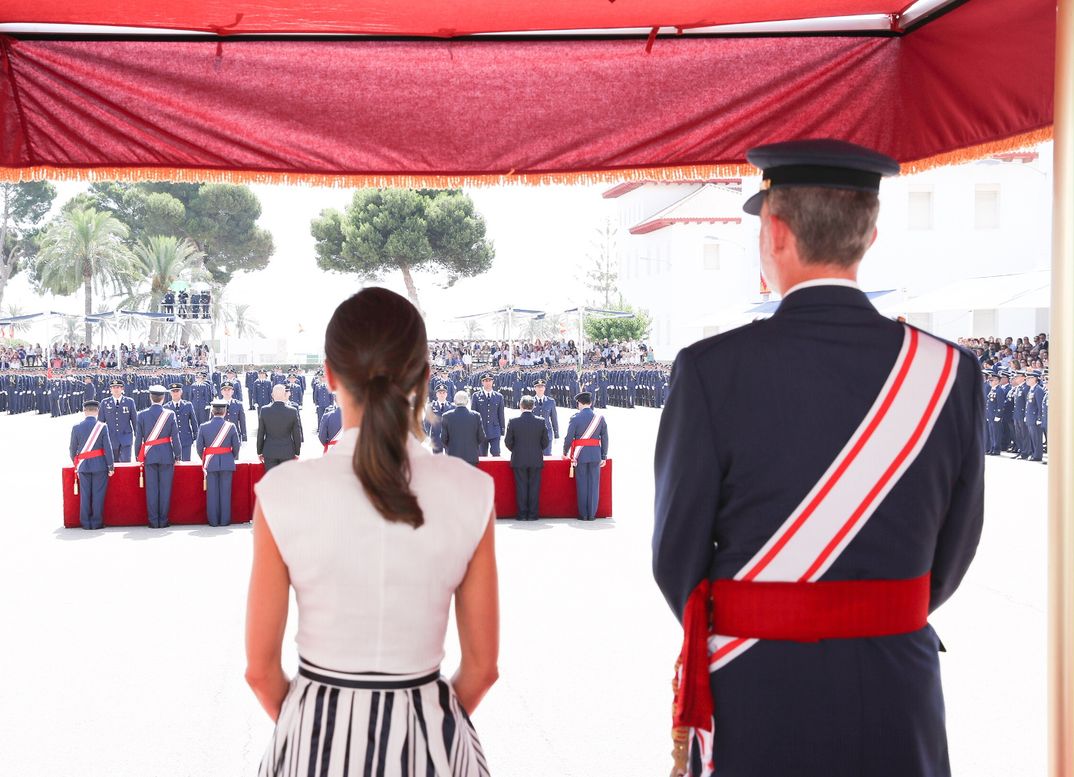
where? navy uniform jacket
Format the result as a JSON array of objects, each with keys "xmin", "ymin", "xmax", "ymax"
[
  {"xmin": 470, "ymin": 390, "xmax": 506, "ymax": 440},
  {"xmin": 653, "ymin": 285, "xmax": 984, "ymax": 777},
  {"xmin": 1011, "ymin": 382, "xmax": 1028, "ymax": 421},
  {"xmin": 531, "ymin": 394, "xmax": 559, "ymax": 440},
  {"xmin": 504, "ymin": 412, "xmax": 550, "ymax": 468},
  {"xmin": 69, "ymin": 417, "xmax": 115, "ymax": 473},
  {"xmin": 165, "ymin": 399, "xmax": 199, "ymax": 445},
  {"xmin": 135, "ymin": 404, "xmax": 183, "ymax": 464},
  {"xmin": 221, "ymin": 398, "xmax": 247, "ymax": 441},
  {"xmin": 440, "ymin": 405, "xmax": 485, "ymax": 465},
  {"xmin": 253, "ymin": 379, "xmax": 273, "ymax": 408},
  {"xmin": 422, "ymin": 399, "xmax": 451, "ymax": 447},
  {"xmin": 100, "ymin": 395, "xmax": 137, "ymax": 445},
  {"xmin": 196, "ymin": 417, "xmax": 241, "ymax": 471},
  {"xmin": 1024, "ymin": 383, "xmax": 1045, "ymax": 425},
  {"xmin": 561, "ymin": 407, "xmax": 608, "ymax": 462},
  {"xmin": 318, "ymin": 405, "xmax": 343, "ymax": 447},
  {"xmin": 991, "ymin": 383, "xmax": 1010, "ymax": 420}
]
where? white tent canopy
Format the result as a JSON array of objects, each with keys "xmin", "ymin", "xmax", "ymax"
[{"xmin": 900, "ymin": 270, "xmax": 1050, "ymax": 313}]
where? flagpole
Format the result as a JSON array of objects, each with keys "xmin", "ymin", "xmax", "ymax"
[{"xmin": 1049, "ymin": 1, "xmax": 1074, "ymax": 775}]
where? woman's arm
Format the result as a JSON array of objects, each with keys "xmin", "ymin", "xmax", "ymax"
[
  {"xmin": 245, "ymin": 503, "xmax": 291, "ymax": 721},
  {"xmin": 451, "ymin": 512, "xmax": 500, "ymax": 715}
]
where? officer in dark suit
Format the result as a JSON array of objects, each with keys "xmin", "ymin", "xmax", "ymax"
[
  {"xmin": 470, "ymin": 372, "xmax": 505, "ymax": 456},
  {"xmin": 257, "ymin": 384, "xmax": 302, "ymax": 472},
  {"xmin": 653, "ymin": 140, "xmax": 983, "ymax": 777},
  {"xmin": 423, "ymin": 383, "xmax": 452, "ymax": 454},
  {"xmin": 69, "ymin": 399, "xmax": 115, "ymax": 529},
  {"xmin": 100, "ymin": 379, "xmax": 137, "ymax": 462},
  {"xmin": 530, "ymin": 379, "xmax": 559, "ymax": 456},
  {"xmin": 135, "ymin": 384, "xmax": 183, "ymax": 528},
  {"xmin": 562, "ymin": 392, "xmax": 608, "ymax": 520},
  {"xmin": 441, "ymin": 390, "xmax": 484, "ymax": 466},
  {"xmin": 504, "ymin": 396, "xmax": 550, "ymax": 520},
  {"xmin": 165, "ymin": 383, "xmax": 199, "ymax": 461},
  {"xmin": 197, "ymin": 398, "xmax": 242, "ymax": 526}
]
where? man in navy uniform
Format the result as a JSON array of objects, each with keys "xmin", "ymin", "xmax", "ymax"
[
  {"xmin": 218, "ymin": 381, "xmax": 248, "ymax": 444},
  {"xmin": 165, "ymin": 383, "xmax": 199, "ymax": 461},
  {"xmin": 985, "ymin": 370, "xmax": 1008, "ymax": 456},
  {"xmin": 505, "ymin": 395, "xmax": 550, "ymax": 521},
  {"xmin": 423, "ymin": 383, "xmax": 451, "ymax": 454},
  {"xmin": 69, "ymin": 399, "xmax": 115, "ymax": 530},
  {"xmin": 135, "ymin": 384, "xmax": 183, "ymax": 528},
  {"xmin": 285, "ymin": 372, "xmax": 304, "ymax": 407},
  {"xmin": 318, "ymin": 398, "xmax": 343, "ymax": 453},
  {"xmin": 197, "ymin": 398, "xmax": 242, "ymax": 526},
  {"xmin": 252, "ymin": 369, "xmax": 273, "ymax": 411},
  {"xmin": 101, "ymin": 379, "xmax": 137, "ymax": 462},
  {"xmin": 562, "ymin": 391, "xmax": 608, "ymax": 521},
  {"xmin": 653, "ymin": 140, "xmax": 983, "ymax": 777},
  {"xmin": 1023, "ymin": 369, "xmax": 1046, "ymax": 462},
  {"xmin": 442, "ymin": 390, "xmax": 484, "ymax": 466},
  {"xmin": 471, "ymin": 373, "xmax": 505, "ymax": 456},
  {"xmin": 222, "ymin": 368, "xmax": 243, "ymax": 406},
  {"xmin": 530, "ymin": 378, "xmax": 559, "ymax": 456},
  {"xmin": 189, "ymin": 371, "xmax": 213, "ymax": 426},
  {"xmin": 1009, "ymin": 370, "xmax": 1029, "ymax": 458}
]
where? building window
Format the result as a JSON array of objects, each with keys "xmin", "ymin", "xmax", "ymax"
[
  {"xmin": 908, "ymin": 189, "xmax": 933, "ymax": 230},
  {"xmin": 975, "ymin": 184, "xmax": 1000, "ymax": 229},
  {"xmin": 703, "ymin": 243, "xmax": 721, "ymax": 271}
]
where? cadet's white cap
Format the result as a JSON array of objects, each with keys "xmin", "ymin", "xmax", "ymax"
[{"xmin": 148, "ymin": 384, "xmax": 168, "ymax": 393}]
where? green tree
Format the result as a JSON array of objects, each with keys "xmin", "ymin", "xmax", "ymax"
[
  {"xmin": 583, "ymin": 302, "xmax": 652, "ymax": 343},
  {"xmin": 0, "ymin": 182, "xmax": 57, "ymax": 312},
  {"xmin": 311, "ymin": 188, "xmax": 494, "ymax": 313},
  {"xmin": 119, "ymin": 235, "xmax": 204, "ymax": 341},
  {"xmin": 584, "ymin": 218, "xmax": 619, "ymax": 307},
  {"xmin": 34, "ymin": 207, "xmax": 135, "ymax": 343}
]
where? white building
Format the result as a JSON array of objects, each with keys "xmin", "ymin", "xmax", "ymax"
[{"xmin": 609, "ymin": 144, "xmax": 1053, "ymax": 358}]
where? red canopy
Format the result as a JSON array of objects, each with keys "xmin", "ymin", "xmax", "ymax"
[
  {"xmin": 0, "ymin": 1, "xmax": 992, "ymax": 36},
  {"xmin": 0, "ymin": 0, "xmax": 1055, "ymax": 185}
]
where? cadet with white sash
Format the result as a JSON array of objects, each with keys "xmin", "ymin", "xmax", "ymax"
[
  {"xmin": 135, "ymin": 384, "xmax": 183, "ymax": 528},
  {"xmin": 562, "ymin": 391, "xmax": 608, "ymax": 521},
  {"xmin": 69, "ymin": 399, "xmax": 115, "ymax": 530},
  {"xmin": 197, "ymin": 398, "xmax": 242, "ymax": 526},
  {"xmin": 653, "ymin": 140, "xmax": 983, "ymax": 777}
]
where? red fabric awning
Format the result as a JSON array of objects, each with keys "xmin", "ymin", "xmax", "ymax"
[
  {"xmin": 0, "ymin": 1, "xmax": 958, "ymax": 36},
  {"xmin": 0, "ymin": 0, "xmax": 1055, "ymax": 185}
]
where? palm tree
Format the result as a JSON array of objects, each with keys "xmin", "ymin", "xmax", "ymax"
[
  {"xmin": 230, "ymin": 303, "xmax": 263, "ymax": 339},
  {"xmin": 0, "ymin": 304, "xmax": 33, "ymax": 337},
  {"xmin": 129, "ymin": 235, "xmax": 203, "ymax": 341},
  {"xmin": 463, "ymin": 319, "xmax": 483, "ymax": 339},
  {"xmin": 35, "ymin": 207, "xmax": 135, "ymax": 343}
]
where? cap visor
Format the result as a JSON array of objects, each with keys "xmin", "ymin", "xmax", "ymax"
[{"xmin": 743, "ymin": 191, "xmax": 766, "ymax": 215}]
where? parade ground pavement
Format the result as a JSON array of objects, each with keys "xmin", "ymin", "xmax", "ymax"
[{"xmin": 0, "ymin": 400, "xmax": 1048, "ymax": 777}]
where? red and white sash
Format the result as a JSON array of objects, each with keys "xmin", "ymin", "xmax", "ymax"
[
  {"xmin": 74, "ymin": 421, "xmax": 106, "ymax": 472},
  {"xmin": 569, "ymin": 412, "xmax": 603, "ymax": 462},
  {"xmin": 202, "ymin": 420, "xmax": 235, "ymax": 469},
  {"xmin": 323, "ymin": 426, "xmax": 344, "ymax": 454},
  {"xmin": 681, "ymin": 326, "xmax": 959, "ymax": 777},
  {"xmin": 138, "ymin": 407, "xmax": 175, "ymax": 462}
]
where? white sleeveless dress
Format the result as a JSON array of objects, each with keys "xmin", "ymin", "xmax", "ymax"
[{"xmin": 254, "ymin": 428, "xmax": 495, "ymax": 777}]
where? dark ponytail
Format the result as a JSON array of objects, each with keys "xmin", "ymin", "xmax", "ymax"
[{"xmin": 325, "ymin": 288, "xmax": 428, "ymax": 528}]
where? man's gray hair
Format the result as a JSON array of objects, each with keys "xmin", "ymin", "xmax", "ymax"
[
  {"xmin": 271, "ymin": 384, "xmax": 288, "ymax": 400},
  {"xmin": 454, "ymin": 390, "xmax": 470, "ymax": 405},
  {"xmin": 519, "ymin": 396, "xmax": 535, "ymax": 410},
  {"xmin": 767, "ymin": 186, "xmax": 880, "ymax": 268}
]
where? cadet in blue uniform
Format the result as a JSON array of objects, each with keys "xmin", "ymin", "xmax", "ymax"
[
  {"xmin": 100, "ymin": 379, "xmax": 137, "ymax": 462},
  {"xmin": 165, "ymin": 383, "xmax": 199, "ymax": 461},
  {"xmin": 1009, "ymin": 371, "xmax": 1029, "ymax": 458},
  {"xmin": 197, "ymin": 398, "xmax": 242, "ymax": 526},
  {"xmin": 218, "ymin": 381, "xmax": 248, "ymax": 443},
  {"xmin": 285, "ymin": 373, "xmax": 304, "ymax": 407},
  {"xmin": 222, "ymin": 369, "xmax": 244, "ymax": 405},
  {"xmin": 985, "ymin": 371, "xmax": 1009, "ymax": 455},
  {"xmin": 318, "ymin": 401, "xmax": 343, "ymax": 453},
  {"xmin": 530, "ymin": 378, "xmax": 559, "ymax": 455},
  {"xmin": 252, "ymin": 369, "xmax": 273, "ymax": 410},
  {"xmin": 1023, "ymin": 369, "xmax": 1045, "ymax": 462},
  {"xmin": 470, "ymin": 373, "xmax": 505, "ymax": 456},
  {"xmin": 423, "ymin": 384, "xmax": 451, "ymax": 454},
  {"xmin": 654, "ymin": 141, "xmax": 983, "ymax": 777},
  {"xmin": 562, "ymin": 391, "xmax": 608, "ymax": 520},
  {"xmin": 135, "ymin": 384, "xmax": 183, "ymax": 528},
  {"xmin": 69, "ymin": 399, "xmax": 115, "ymax": 530},
  {"xmin": 189, "ymin": 371, "xmax": 212, "ymax": 426}
]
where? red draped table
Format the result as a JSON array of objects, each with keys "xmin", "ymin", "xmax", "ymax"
[{"xmin": 61, "ymin": 457, "xmax": 611, "ymax": 527}]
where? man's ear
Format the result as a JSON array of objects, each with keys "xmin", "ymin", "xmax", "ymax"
[
  {"xmin": 323, "ymin": 361, "xmax": 337, "ymax": 393},
  {"xmin": 766, "ymin": 210, "xmax": 791, "ymax": 256}
]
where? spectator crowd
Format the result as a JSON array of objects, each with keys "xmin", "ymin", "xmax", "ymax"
[
  {"xmin": 428, "ymin": 338, "xmax": 656, "ymax": 369},
  {"xmin": 1, "ymin": 341, "xmax": 212, "ymax": 370}
]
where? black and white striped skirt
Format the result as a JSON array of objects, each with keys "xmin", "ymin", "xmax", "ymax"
[{"xmin": 258, "ymin": 658, "xmax": 490, "ymax": 777}]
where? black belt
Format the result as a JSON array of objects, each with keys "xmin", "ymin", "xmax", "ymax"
[{"xmin": 298, "ymin": 661, "xmax": 440, "ymax": 690}]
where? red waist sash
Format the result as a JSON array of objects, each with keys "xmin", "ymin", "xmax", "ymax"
[
  {"xmin": 674, "ymin": 573, "xmax": 930, "ymax": 731},
  {"xmin": 137, "ymin": 437, "xmax": 173, "ymax": 462},
  {"xmin": 569, "ymin": 438, "xmax": 601, "ymax": 454},
  {"xmin": 73, "ymin": 449, "xmax": 105, "ymax": 467},
  {"xmin": 202, "ymin": 446, "xmax": 232, "ymax": 456}
]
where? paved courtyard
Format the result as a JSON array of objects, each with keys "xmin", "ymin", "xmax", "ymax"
[{"xmin": 0, "ymin": 398, "xmax": 1048, "ymax": 776}]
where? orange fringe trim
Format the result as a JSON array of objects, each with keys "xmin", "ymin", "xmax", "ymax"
[{"xmin": 0, "ymin": 127, "xmax": 1053, "ymax": 187}]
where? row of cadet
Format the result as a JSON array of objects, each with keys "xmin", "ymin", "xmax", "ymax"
[
  {"xmin": 0, "ymin": 366, "xmax": 310, "ymax": 419},
  {"xmin": 160, "ymin": 289, "xmax": 212, "ymax": 319},
  {"xmin": 422, "ymin": 365, "xmax": 671, "ymax": 410},
  {"xmin": 981, "ymin": 366, "xmax": 1049, "ymax": 462}
]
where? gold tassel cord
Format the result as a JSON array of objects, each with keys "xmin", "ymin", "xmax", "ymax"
[{"xmin": 0, "ymin": 126, "xmax": 1052, "ymax": 187}]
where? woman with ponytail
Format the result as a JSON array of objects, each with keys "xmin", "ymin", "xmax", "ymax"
[{"xmin": 245, "ymin": 288, "xmax": 499, "ymax": 777}]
